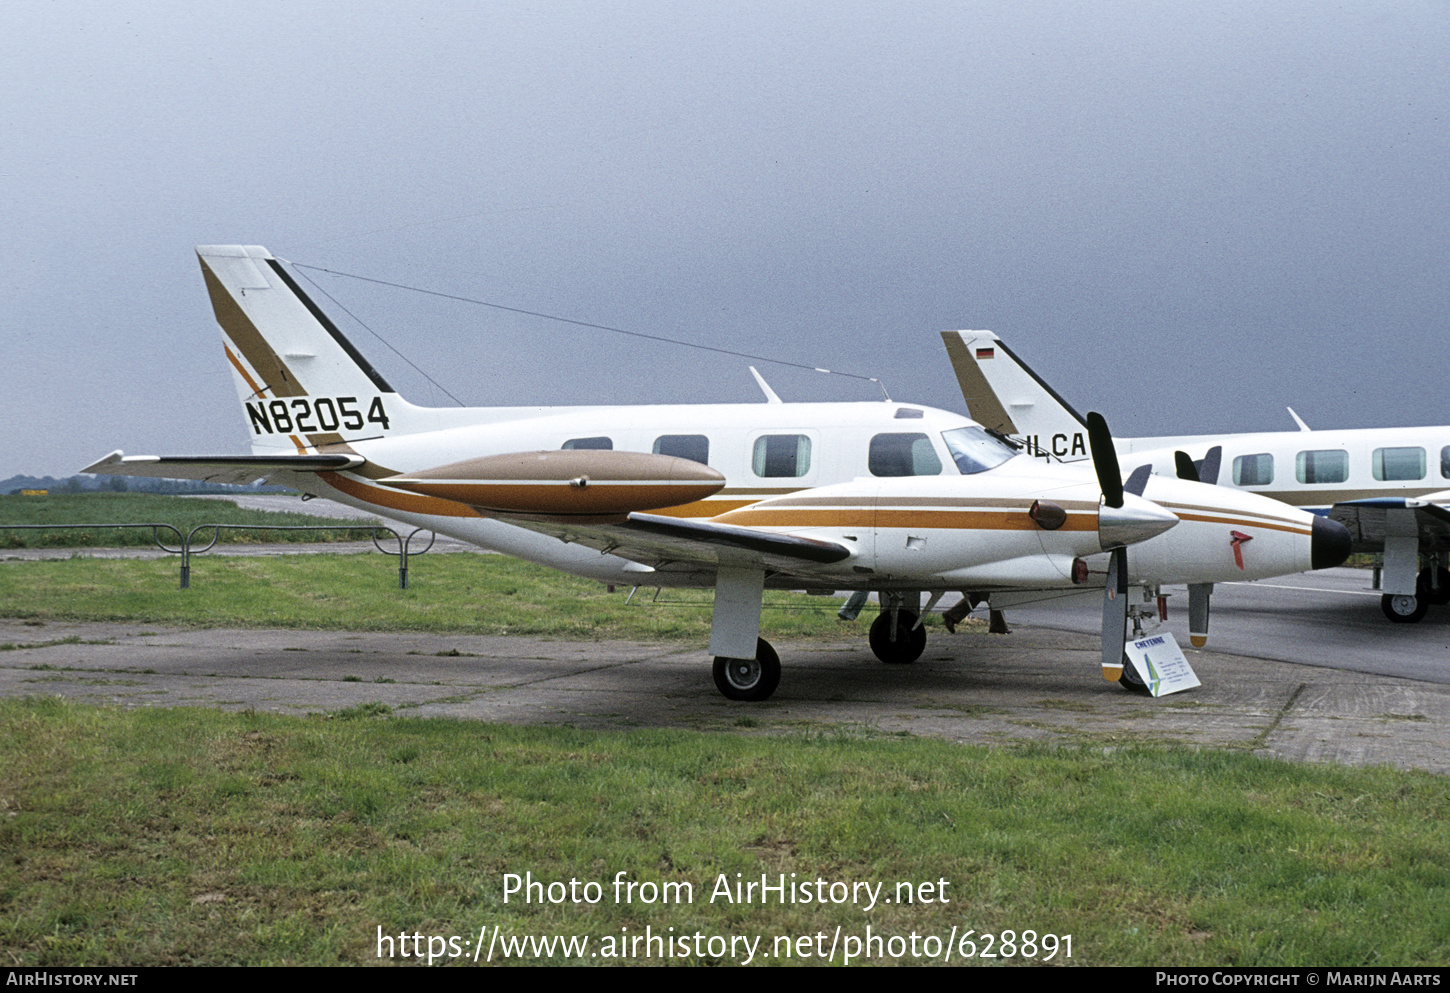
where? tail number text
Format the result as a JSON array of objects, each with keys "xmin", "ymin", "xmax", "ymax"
[{"xmin": 245, "ymin": 396, "xmax": 390, "ymax": 436}]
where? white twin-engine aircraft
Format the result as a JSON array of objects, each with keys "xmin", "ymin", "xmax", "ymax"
[
  {"xmin": 943, "ymin": 329, "xmax": 1450, "ymax": 626},
  {"xmin": 84, "ymin": 246, "xmax": 1351, "ymax": 701}
]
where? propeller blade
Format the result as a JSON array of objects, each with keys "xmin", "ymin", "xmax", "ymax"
[
  {"xmin": 1188, "ymin": 583, "xmax": 1212, "ymax": 648},
  {"xmin": 1101, "ymin": 546, "xmax": 1130, "ymax": 681},
  {"xmin": 1174, "ymin": 451, "xmax": 1199, "ymax": 482},
  {"xmin": 1198, "ymin": 445, "xmax": 1222, "ymax": 486},
  {"xmin": 1085, "ymin": 411, "xmax": 1123, "ymax": 508}
]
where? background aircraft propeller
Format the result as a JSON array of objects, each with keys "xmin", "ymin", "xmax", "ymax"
[
  {"xmin": 1124, "ymin": 464, "xmax": 1152, "ymax": 497},
  {"xmin": 1174, "ymin": 451, "xmax": 1199, "ymax": 482},
  {"xmin": 1176, "ymin": 446, "xmax": 1224, "ymax": 485},
  {"xmin": 1172, "ymin": 445, "xmax": 1223, "ymax": 645}
]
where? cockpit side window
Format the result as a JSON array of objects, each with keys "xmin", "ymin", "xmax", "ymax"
[
  {"xmin": 869, "ymin": 433, "xmax": 943, "ymax": 476},
  {"xmin": 940, "ymin": 427, "xmax": 1017, "ymax": 475}
]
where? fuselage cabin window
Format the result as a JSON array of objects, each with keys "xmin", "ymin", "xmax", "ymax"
[
  {"xmin": 561, "ymin": 437, "xmax": 613, "ymax": 450},
  {"xmin": 1233, "ymin": 453, "xmax": 1274, "ymax": 486},
  {"xmin": 1373, "ymin": 447, "xmax": 1426, "ymax": 482},
  {"xmin": 752, "ymin": 435, "xmax": 811, "ymax": 478},
  {"xmin": 653, "ymin": 434, "xmax": 710, "ymax": 465},
  {"xmin": 1295, "ymin": 450, "xmax": 1348, "ymax": 485}
]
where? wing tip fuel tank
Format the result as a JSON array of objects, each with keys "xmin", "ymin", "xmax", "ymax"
[{"xmin": 382, "ymin": 450, "xmax": 726, "ymax": 518}]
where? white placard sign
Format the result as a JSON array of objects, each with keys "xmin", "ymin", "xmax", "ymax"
[{"xmin": 1126, "ymin": 632, "xmax": 1200, "ymax": 697}]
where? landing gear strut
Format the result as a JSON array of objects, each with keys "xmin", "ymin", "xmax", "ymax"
[
  {"xmin": 1420, "ymin": 566, "xmax": 1450, "ymax": 606},
  {"xmin": 712, "ymin": 638, "xmax": 781, "ymax": 701}
]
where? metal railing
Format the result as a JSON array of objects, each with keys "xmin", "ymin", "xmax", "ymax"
[{"xmin": 0, "ymin": 523, "xmax": 436, "ymax": 589}]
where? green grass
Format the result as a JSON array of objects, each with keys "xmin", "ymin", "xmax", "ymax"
[
  {"xmin": 3, "ymin": 554, "xmax": 1441, "ymax": 966},
  {"xmin": 0, "ymin": 492, "xmax": 379, "ymax": 547},
  {"xmin": 1, "ymin": 698, "xmax": 1445, "ymax": 966},
  {"xmin": 0, "ymin": 554, "xmax": 907, "ymax": 641}
]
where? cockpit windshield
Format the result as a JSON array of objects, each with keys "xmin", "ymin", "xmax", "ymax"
[{"xmin": 941, "ymin": 426, "xmax": 1018, "ymax": 475}]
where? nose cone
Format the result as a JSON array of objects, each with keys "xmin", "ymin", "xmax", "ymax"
[
  {"xmin": 1311, "ymin": 514, "xmax": 1353, "ymax": 570},
  {"xmin": 1098, "ymin": 493, "xmax": 1179, "ymax": 550}
]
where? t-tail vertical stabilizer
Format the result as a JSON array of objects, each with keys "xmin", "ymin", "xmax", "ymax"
[
  {"xmin": 197, "ymin": 245, "xmax": 418, "ymax": 455},
  {"xmin": 940, "ymin": 330, "xmax": 1090, "ymax": 463}
]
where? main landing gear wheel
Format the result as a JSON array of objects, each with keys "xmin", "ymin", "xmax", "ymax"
[
  {"xmin": 869, "ymin": 610, "xmax": 927, "ymax": 665},
  {"xmin": 712, "ymin": 638, "xmax": 781, "ymax": 701},
  {"xmin": 1382, "ymin": 593, "xmax": 1429, "ymax": 624}
]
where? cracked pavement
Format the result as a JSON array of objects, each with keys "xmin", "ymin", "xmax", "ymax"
[{"xmin": 3, "ymin": 618, "xmax": 1447, "ymax": 774}]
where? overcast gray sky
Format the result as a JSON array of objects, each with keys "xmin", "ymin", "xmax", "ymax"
[{"xmin": 4, "ymin": 1, "xmax": 1447, "ymax": 480}]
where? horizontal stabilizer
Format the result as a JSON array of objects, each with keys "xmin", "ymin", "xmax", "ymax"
[{"xmin": 81, "ymin": 451, "xmax": 364, "ymax": 486}]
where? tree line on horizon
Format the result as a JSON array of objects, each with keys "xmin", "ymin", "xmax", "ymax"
[{"xmin": 3, "ymin": 473, "xmax": 291, "ymax": 497}]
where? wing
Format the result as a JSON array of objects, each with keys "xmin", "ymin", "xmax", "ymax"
[
  {"xmin": 1329, "ymin": 493, "xmax": 1450, "ymax": 552},
  {"xmin": 81, "ymin": 451, "xmax": 363, "ymax": 487},
  {"xmin": 500, "ymin": 511, "xmax": 853, "ymax": 581}
]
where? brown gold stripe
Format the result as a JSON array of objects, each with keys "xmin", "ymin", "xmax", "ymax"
[
  {"xmin": 1157, "ymin": 500, "xmax": 1306, "ymax": 528},
  {"xmin": 201, "ymin": 258, "xmax": 305, "ymax": 398},
  {"xmin": 750, "ymin": 494, "xmax": 1100, "ymax": 511},
  {"xmin": 319, "ymin": 472, "xmax": 485, "ymax": 519},
  {"xmin": 224, "ymin": 344, "xmax": 268, "ymax": 399},
  {"xmin": 1172, "ymin": 512, "xmax": 1311, "ymax": 536},
  {"xmin": 715, "ymin": 507, "xmax": 1098, "ymax": 531},
  {"xmin": 392, "ymin": 481, "xmax": 722, "ymax": 515}
]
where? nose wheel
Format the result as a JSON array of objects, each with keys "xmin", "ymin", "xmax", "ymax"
[
  {"xmin": 869, "ymin": 609, "xmax": 927, "ymax": 664},
  {"xmin": 713, "ymin": 639, "xmax": 781, "ymax": 701},
  {"xmin": 1118, "ymin": 654, "xmax": 1152, "ymax": 695}
]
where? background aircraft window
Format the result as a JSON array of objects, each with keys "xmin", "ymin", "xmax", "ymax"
[
  {"xmin": 940, "ymin": 426, "xmax": 1017, "ymax": 475},
  {"xmin": 1373, "ymin": 447, "xmax": 1426, "ymax": 481},
  {"xmin": 1232, "ymin": 453, "xmax": 1274, "ymax": 486},
  {"xmin": 653, "ymin": 434, "xmax": 709, "ymax": 464},
  {"xmin": 752, "ymin": 435, "xmax": 811, "ymax": 477},
  {"xmin": 869, "ymin": 433, "xmax": 943, "ymax": 476},
  {"xmin": 1442, "ymin": 446, "xmax": 1450, "ymax": 479},
  {"xmin": 562, "ymin": 437, "xmax": 612, "ymax": 450},
  {"xmin": 1295, "ymin": 449, "xmax": 1348, "ymax": 485}
]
